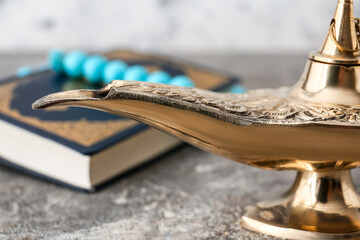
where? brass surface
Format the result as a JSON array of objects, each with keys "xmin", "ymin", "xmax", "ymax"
[
  {"xmin": 31, "ymin": 84, "xmax": 360, "ymax": 171},
  {"xmin": 289, "ymin": 59, "xmax": 360, "ymax": 105},
  {"xmin": 242, "ymin": 171, "xmax": 360, "ymax": 240},
  {"xmin": 32, "ymin": 0, "xmax": 360, "ymax": 238},
  {"xmin": 311, "ymin": 0, "xmax": 360, "ymax": 65}
]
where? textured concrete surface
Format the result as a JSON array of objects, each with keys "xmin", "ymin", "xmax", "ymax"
[
  {"xmin": 1, "ymin": 54, "xmax": 360, "ymax": 240},
  {"xmin": 0, "ymin": 0, "xmax": 335, "ymax": 53}
]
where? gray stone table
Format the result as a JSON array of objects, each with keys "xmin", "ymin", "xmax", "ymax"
[{"xmin": 1, "ymin": 53, "xmax": 359, "ymax": 240}]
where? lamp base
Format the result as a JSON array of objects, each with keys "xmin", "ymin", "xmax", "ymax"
[{"xmin": 241, "ymin": 170, "xmax": 360, "ymax": 240}]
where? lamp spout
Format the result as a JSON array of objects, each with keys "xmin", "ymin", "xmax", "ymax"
[
  {"xmin": 33, "ymin": 81, "xmax": 255, "ymax": 163},
  {"xmin": 33, "ymin": 80, "xmax": 360, "ymax": 172}
]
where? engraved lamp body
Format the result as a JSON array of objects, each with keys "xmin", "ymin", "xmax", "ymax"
[{"xmin": 33, "ymin": 0, "xmax": 360, "ymax": 239}]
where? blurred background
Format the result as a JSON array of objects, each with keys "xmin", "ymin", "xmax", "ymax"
[{"xmin": 0, "ymin": 0, "xmax": 339, "ymax": 54}]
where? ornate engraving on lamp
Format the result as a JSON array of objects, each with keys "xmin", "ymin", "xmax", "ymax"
[{"xmin": 33, "ymin": 0, "xmax": 360, "ymax": 239}]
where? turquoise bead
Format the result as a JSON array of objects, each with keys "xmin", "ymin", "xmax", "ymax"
[
  {"xmin": 146, "ymin": 71, "xmax": 171, "ymax": 84},
  {"xmin": 169, "ymin": 75, "xmax": 195, "ymax": 87},
  {"xmin": 63, "ymin": 50, "xmax": 87, "ymax": 78},
  {"xmin": 83, "ymin": 55, "xmax": 107, "ymax": 83},
  {"xmin": 230, "ymin": 84, "xmax": 247, "ymax": 94},
  {"xmin": 124, "ymin": 65, "xmax": 148, "ymax": 81},
  {"xmin": 16, "ymin": 66, "xmax": 32, "ymax": 77},
  {"xmin": 103, "ymin": 60, "xmax": 128, "ymax": 84},
  {"xmin": 48, "ymin": 49, "xmax": 64, "ymax": 73}
]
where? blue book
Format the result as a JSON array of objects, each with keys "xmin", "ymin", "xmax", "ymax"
[{"xmin": 0, "ymin": 50, "xmax": 238, "ymax": 191}]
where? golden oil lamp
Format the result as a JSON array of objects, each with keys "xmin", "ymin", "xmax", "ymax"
[{"xmin": 33, "ymin": 0, "xmax": 360, "ymax": 239}]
